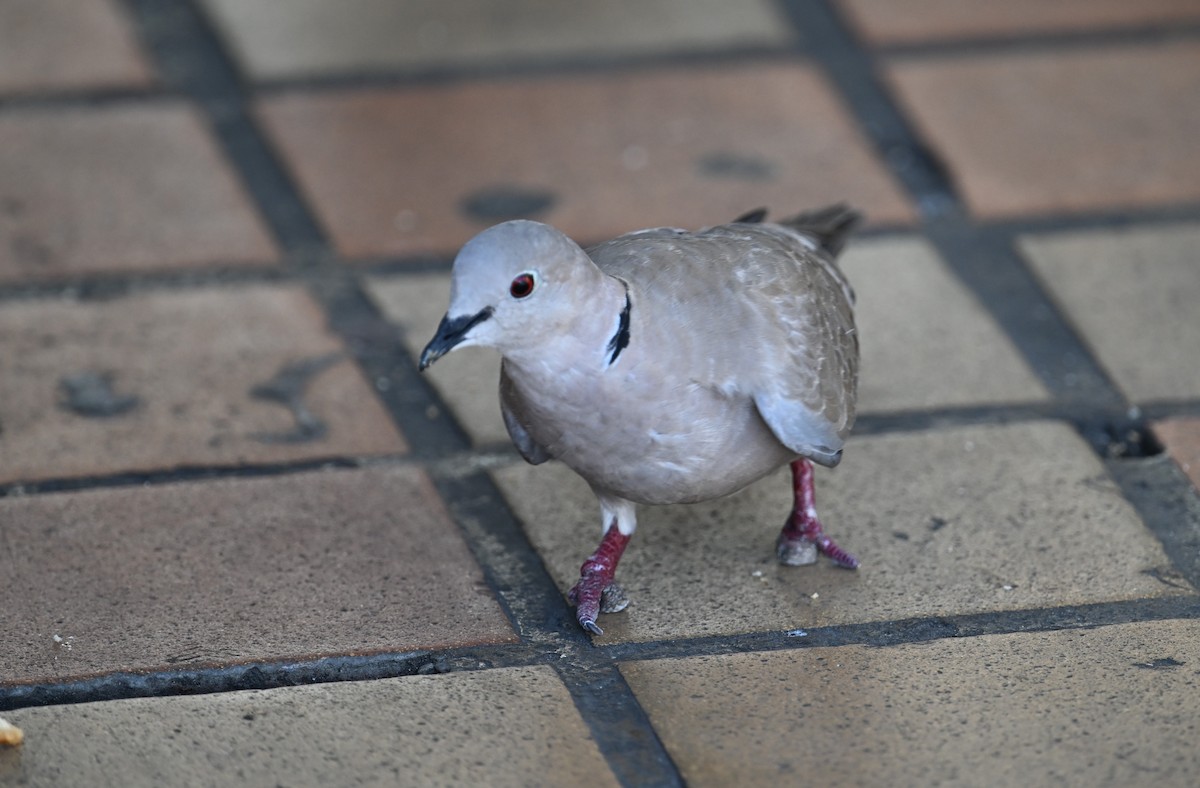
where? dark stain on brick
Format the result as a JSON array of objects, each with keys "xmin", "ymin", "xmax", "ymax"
[
  {"xmin": 696, "ymin": 152, "xmax": 777, "ymax": 181},
  {"xmin": 58, "ymin": 371, "xmax": 141, "ymax": 418},
  {"xmin": 1132, "ymin": 657, "xmax": 1184, "ymax": 670},
  {"xmin": 460, "ymin": 186, "xmax": 557, "ymax": 223},
  {"xmin": 249, "ymin": 352, "xmax": 344, "ymax": 444}
]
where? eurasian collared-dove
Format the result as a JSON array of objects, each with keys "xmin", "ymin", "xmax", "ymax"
[{"xmin": 420, "ymin": 205, "xmax": 861, "ymax": 634}]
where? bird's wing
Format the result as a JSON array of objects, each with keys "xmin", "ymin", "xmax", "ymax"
[
  {"xmin": 588, "ymin": 220, "xmax": 858, "ymax": 466},
  {"xmin": 499, "ymin": 362, "xmax": 552, "ymax": 465}
]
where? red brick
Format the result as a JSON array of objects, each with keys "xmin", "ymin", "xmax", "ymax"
[
  {"xmin": 1154, "ymin": 418, "xmax": 1200, "ymax": 492},
  {"xmin": 0, "ymin": 0, "xmax": 154, "ymax": 95},
  {"xmin": 887, "ymin": 42, "xmax": 1200, "ymax": 218},
  {"xmin": 258, "ymin": 62, "xmax": 913, "ymax": 259}
]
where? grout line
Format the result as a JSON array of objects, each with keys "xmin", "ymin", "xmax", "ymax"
[
  {"xmin": 875, "ymin": 21, "xmax": 1200, "ymax": 60},
  {"xmin": 1105, "ymin": 456, "xmax": 1200, "ymax": 592},
  {"xmin": 6, "ymin": 595, "xmax": 1196, "ymax": 714},
  {"xmin": 552, "ymin": 662, "xmax": 685, "ymax": 788}
]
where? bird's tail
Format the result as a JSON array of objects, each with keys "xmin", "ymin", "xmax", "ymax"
[{"xmin": 777, "ymin": 203, "xmax": 863, "ymax": 257}]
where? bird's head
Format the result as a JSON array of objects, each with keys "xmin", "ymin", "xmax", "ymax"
[{"xmin": 419, "ymin": 220, "xmax": 600, "ymax": 370}]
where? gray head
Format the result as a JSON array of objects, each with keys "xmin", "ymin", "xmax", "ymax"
[{"xmin": 419, "ymin": 221, "xmax": 601, "ymax": 369}]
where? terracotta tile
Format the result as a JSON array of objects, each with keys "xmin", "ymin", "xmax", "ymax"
[
  {"xmin": 886, "ymin": 42, "xmax": 1200, "ymax": 218},
  {"xmin": 843, "ymin": 237, "xmax": 1048, "ymax": 412},
  {"xmin": 366, "ymin": 273, "xmax": 507, "ymax": 445},
  {"xmin": 492, "ymin": 421, "xmax": 1188, "ymax": 642},
  {"xmin": 258, "ymin": 63, "xmax": 914, "ymax": 259},
  {"xmin": 0, "ymin": 284, "xmax": 405, "ymax": 483},
  {"xmin": 0, "ymin": 466, "xmax": 515, "ymax": 685},
  {"xmin": 622, "ymin": 620, "xmax": 1200, "ymax": 787},
  {"xmin": 839, "ymin": 0, "xmax": 1200, "ymax": 44},
  {"xmin": 1019, "ymin": 222, "xmax": 1200, "ymax": 403},
  {"xmin": 201, "ymin": 0, "xmax": 791, "ymax": 79},
  {"xmin": 0, "ymin": 0, "xmax": 154, "ymax": 95},
  {"xmin": 0, "ymin": 103, "xmax": 277, "ymax": 281},
  {"xmin": 1154, "ymin": 418, "xmax": 1200, "ymax": 491}
]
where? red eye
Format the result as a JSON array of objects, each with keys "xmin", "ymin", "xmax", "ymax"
[{"xmin": 510, "ymin": 273, "xmax": 535, "ymax": 299}]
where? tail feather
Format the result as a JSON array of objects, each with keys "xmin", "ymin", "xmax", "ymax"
[{"xmin": 776, "ymin": 203, "xmax": 863, "ymax": 257}]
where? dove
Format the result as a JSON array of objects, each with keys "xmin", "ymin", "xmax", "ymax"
[{"xmin": 420, "ymin": 205, "xmax": 861, "ymax": 634}]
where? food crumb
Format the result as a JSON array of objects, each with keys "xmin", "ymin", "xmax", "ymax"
[{"xmin": 0, "ymin": 717, "xmax": 23, "ymax": 747}]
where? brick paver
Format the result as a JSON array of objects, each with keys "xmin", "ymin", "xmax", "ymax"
[
  {"xmin": 887, "ymin": 42, "xmax": 1200, "ymax": 218},
  {"xmin": 0, "ymin": 0, "xmax": 153, "ymax": 95},
  {"xmin": 1155, "ymin": 418, "xmax": 1200, "ymax": 492},
  {"xmin": 1019, "ymin": 223, "xmax": 1200, "ymax": 403},
  {"xmin": 622, "ymin": 620, "xmax": 1200, "ymax": 787},
  {"xmin": 838, "ymin": 0, "xmax": 1200, "ymax": 43},
  {"xmin": 0, "ymin": 285, "xmax": 404, "ymax": 483},
  {"xmin": 2, "ymin": 666, "xmax": 611, "ymax": 787},
  {"xmin": 0, "ymin": 104, "xmax": 276, "ymax": 281},
  {"xmin": 3, "ymin": 2, "xmax": 1199, "ymax": 785},
  {"xmin": 0, "ymin": 466, "xmax": 514, "ymax": 685},
  {"xmin": 493, "ymin": 422, "xmax": 1188, "ymax": 642},
  {"xmin": 258, "ymin": 62, "xmax": 913, "ymax": 259},
  {"xmin": 201, "ymin": 0, "xmax": 791, "ymax": 78}
]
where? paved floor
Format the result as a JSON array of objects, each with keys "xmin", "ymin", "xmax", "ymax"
[{"xmin": 2, "ymin": 1, "xmax": 1200, "ymax": 786}]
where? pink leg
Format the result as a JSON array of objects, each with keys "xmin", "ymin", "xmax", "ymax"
[
  {"xmin": 776, "ymin": 459, "xmax": 859, "ymax": 569},
  {"xmin": 567, "ymin": 521, "xmax": 631, "ymax": 635}
]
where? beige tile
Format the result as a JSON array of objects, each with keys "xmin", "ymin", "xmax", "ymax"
[
  {"xmin": 1154, "ymin": 418, "xmax": 1200, "ymax": 491},
  {"xmin": 202, "ymin": 0, "xmax": 792, "ymax": 79},
  {"xmin": 843, "ymin": 237, "xmax": 1048, "ymax": 412},
  {"xmin": 0, "ymin": 0, "xmax": 154, "ymax": 95},
  {"xmin": 622, "ymin": 620, "xmax": 1200, "ymax": 787},
  {"xmin": 0, "ymin": 104, "xmax": 276, "ymax": 280},
  {"xmin": 1019, "ymin": 222, "xmax": 1200, "ymax": 403},
  {"xmin": 258, "ymin": 63, "xmax": 913, "ymax": 259},
  {"xmin": 839, "ymin": 0, "xmax": 1200, "ymax": 44},
  {"xmin": 0, "ymin": 284, "xmax": 405, "ymax": 483},
  {"xmin": 0, "ymin": 466, "xmax": 514, "ymax": 685},
  {"xmin": 887, "ymin": 42, "xmax": 1200, "ymax": 218},
  {"xmin": 493, "ymin": 421, "xmax": 1188, "ymax": 642},
  {"xmin": 366, "ymin": 272, "xmax": 507, "ymax": 445},
  {"xmin": 2, "ymin": 666, "xmax": 613, "ymax": 787}
]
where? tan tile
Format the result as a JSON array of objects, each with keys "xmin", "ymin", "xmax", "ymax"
[
  {"xmin": 0, "ymin": 284, "xmax": 405, "ymax": 483},
  {"xmin": 258, "ymin": 63, "xmax": 913, "ymax": 259},
  {"xmin": 886, "ymin": 42, "xmax": 1200, "ymax": 218},
  {"xmin": 0, "ymin": 104, "xmax": 276, "ymax": 281},
  {"xmin": 493, "ymin": 421, "xmax": 1188, "ymax": 642},
  {"xmin": 4, "ymin": 665, "xmax": 610, "ymax": 787},
  {"xmin": 366, "ymin": 272, "xmax": 513, "ymax": 446},
  {"xmin": 843, "ymin": 237, "xmax": 1048, "ymax": 412},
  {"xmin": 202, "ymin": 0, "xmax": 791, "ymax": 79},
  {"xmin": 839, "ymin": 0, "xmax": 1200, "ymax": 44},
  {"xmin": 622, "ymin": 620, "xmax": 1200, "ymax": 788},
  {"xmin": 0, "ymin": 466, "xmax": 515, "ymax": 685},
  {"xmin": 1019, "ymin": 223, "xmax": 1200, "ymax": 403},
  {"xmin": 0, "ymin": 0, "xmax": 153, "ymax": 95},
  {"xmin": 1154, "ymin": 418, "xmax": 1200, "ymax": 491}
]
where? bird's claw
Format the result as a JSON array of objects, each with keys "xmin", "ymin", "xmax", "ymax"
[{"xmin": 568, "ymin": 579, "xmax": 629, "ymax": 635}]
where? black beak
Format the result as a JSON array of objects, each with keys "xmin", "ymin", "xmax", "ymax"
[{"xmin": 418, "ymin": 307, "xmax": 494, "ymax": 371}]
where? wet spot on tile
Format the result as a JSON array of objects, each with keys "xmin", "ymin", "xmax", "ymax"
[
  {"xmin": 248, "ymin": 352, "xmax": 345, "ymax": 444},
  {"xmin": 58, "ymin": 371, "xmax": 140, "ymax": 418},
  {"xmin": 696, "ymin": 151, "xmax": 777, "ymax": 181},
  {"xmin": 460, "ymin": 185, "xmax": 558, "ymax": 223}
]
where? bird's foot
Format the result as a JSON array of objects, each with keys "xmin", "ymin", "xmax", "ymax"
[
  {"xmin": 777, "ymin": 515, "xmax": 859, "ymax": 569},
  {"xmin": 567, "ymin": 526, "xmax": 631, "ymax": 635}
]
